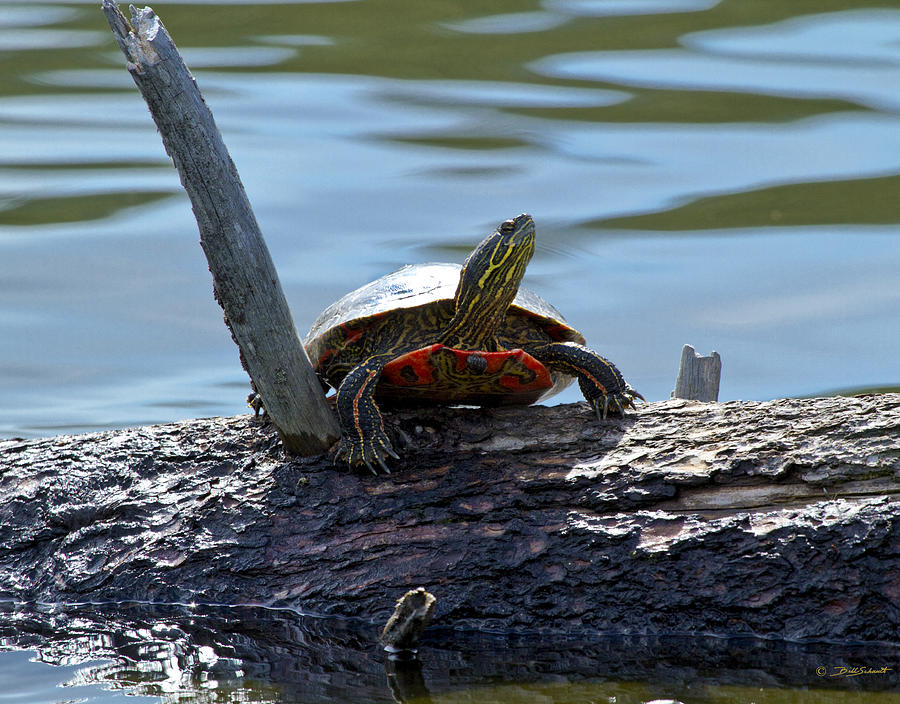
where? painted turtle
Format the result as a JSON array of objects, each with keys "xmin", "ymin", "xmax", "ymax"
[{"xmin": 305, "ymin": 213, "xmax": 642, "ymax": 473}]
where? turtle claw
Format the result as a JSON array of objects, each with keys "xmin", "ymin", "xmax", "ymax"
[
  {"xmin": 392, "ymin": 427, "xmax": 413, "ymax": 451},
  {"xmin": 592, "ymin": 395, "xmax": 610, "ymax": 421},
  {"xmin": 246, "ymin": 392, "xmax": 265, "ymax": 418},
  {"xmin": 332, "ymin": 429, "xmax": 398, "ymax": 475},
  {"xmin": 364, "ymin": 456, "xmax": 391, "ymax": 476},
  {"xmin": 589, "ymin": 386, "xmax": 644, "ymax": 421}
]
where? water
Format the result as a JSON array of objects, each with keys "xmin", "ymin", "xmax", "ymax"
[
  {"xmin": 1, "ymin": 0, "xmax": 899, "ymax": 700},
  {"xmin": 0, "ymin": 0, "xmax": 898, "ymax": 439},
  {"xmin": 0, "ymin": 602, "xmax": 897, "ymax": 703}
]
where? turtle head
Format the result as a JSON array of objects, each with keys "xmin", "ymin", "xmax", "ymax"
[{"xmin": 440, "ymin": 213, "xmax": 536, "ymax": 351}]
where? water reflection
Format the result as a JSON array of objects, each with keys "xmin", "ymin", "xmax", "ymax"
[
  {"xmin": 683, "ymin": 9, "xmax": 900, "ymax": 68},
  {"xmin": 0, "ymin": 5, "xmax": 80, "ymax": 28},
  {"xmin": 441, "ymin": 11, "xmax": 568, "ymax": 35},
  {"xmin": 0, "ymin": 602, "xmax": 897, "ymax": 703},
  {"xmin": 544, "ymin": 0, "xmax": 721, "ymax": 17},
  {"xmin": 0, "ymin": 0, "xmax": 898, "ymax": 436},
  {"xmin": 0, "ymin": 28, "xmax": 105, "ymax": 49},
  {"xmin": 178, "ymin": 46, "xmax": 297, "ymax": 68},
  {"xmin": 535, "ymin": 10, "xmax": 900, "ymax": 111}
]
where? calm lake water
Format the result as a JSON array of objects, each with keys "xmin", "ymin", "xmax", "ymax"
[
  {"xmin": 0, "ymin": 0, "xmax": 898, "ymax": 439},
  {"xmin": 1, "ymin": 0, "xmax": 899, "ymax": 701}
]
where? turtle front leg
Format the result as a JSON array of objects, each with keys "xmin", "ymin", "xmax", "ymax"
[
  {"xmin": 528, "ymin": 341, "xmax": 644, "ymax": 419},
  {"xmin": 334, "ymin": 355, "xmax": 400, "ymax": 474}
]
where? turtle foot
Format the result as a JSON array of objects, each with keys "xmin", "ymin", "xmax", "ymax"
[
  {"xmin": 588, "ymin": 386, "xmax": 644, "ymax": 421},
  {"xmin": 246, "ymin": 392, "xmax": 266, "ymax": 418},
  {"xmin": 332, "ymin": 430, "xmax": 400, "ymax": 475}
]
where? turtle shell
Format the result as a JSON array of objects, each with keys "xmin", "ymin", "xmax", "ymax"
[{"xmin": 304, "ymin": 262, "xmax": 585, "ymax": 404}]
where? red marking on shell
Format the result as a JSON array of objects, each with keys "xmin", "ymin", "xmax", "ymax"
[
  {"xmin": 339, "ymin": 318, "xmax": 381, "ymax": 344},
  {"xmin": 385, "ymin": 343, "xmax": 439, "ymax": 386},
  {"xmin": 313, "ymin": 319, "xmax": 378, "ymax": 367},
  {"xmin": 381, "ymin": 344, "xmax": 552, "ymax": 393}
]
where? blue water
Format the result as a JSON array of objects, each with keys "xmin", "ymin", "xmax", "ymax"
[
  {"xmin": 0, "ymin": 1, "xmax": 898, "ymax": 439},
  {"xmin": 0, "ymin": 650, "xmax": 155, "ymax": 704}
]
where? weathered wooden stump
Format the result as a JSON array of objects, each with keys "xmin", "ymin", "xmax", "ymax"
[{"xmin": 672, "ymin": 344, "xmax": 721, "ymax": 401}]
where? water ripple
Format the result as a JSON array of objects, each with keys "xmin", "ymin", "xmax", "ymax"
[
  {"xmin": 543, "ymin": 0, "xmax": 720, "ymax": 17},
  {"xmin": 382, "ymin": 79, "xmax": 629, "ymax": 109},
  {"xmin": 442, "ymin": 11, "xmax": 568, "ymax": 35},
  {"xmin": 0, "ymin": 28, "xmax": 104, "ymax": 50},
  {"xmin": 682, "ymin": 9, "xmax": 900, "ymax": 67},
  {"xmin": 177, "ymin": 46, "xmax": 297, "ymax": 68},
  {"xmin": 532, "ymin": 9, "xmax": 900, "ymax": 112},
  {"xmin": 254, "ymin": 33, "xmax": 335, "ymax": 46},
  {"xmin": 0, "ymin": 5, "xmax": 79, "ymax": 28}
]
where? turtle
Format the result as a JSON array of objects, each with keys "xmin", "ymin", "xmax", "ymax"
[{"xmin": 304, "ymin": 213, "xmax": 643, "ymax": 473}]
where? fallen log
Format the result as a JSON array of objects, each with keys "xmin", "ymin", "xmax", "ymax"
[{"xmin": 1, "ymin": 394, "xmax": 898, "ymax": 643}]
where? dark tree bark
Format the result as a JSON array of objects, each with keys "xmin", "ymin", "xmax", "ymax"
[{"xmin": 1, "ymin": 394, "xmax": 898, "ymax": 643}]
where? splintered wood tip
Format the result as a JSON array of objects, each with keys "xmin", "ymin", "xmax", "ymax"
[{"xmin": 380, "ymin": 587, "xmax": 437, "ymax": 652}]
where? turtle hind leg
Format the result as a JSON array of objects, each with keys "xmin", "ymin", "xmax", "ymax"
[
  {"xmin": 334, "ymin": 354, "xmax": 400, "ymax": 474},
  {"xmin": 528, "ymin": 341, "xmax": 643, "ymax": 420}
]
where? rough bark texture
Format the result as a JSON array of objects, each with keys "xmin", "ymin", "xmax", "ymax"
[
  {"xmin": 1, "ymin": 395, "xmax": 899, "ymax": 644},
  {"xmin": 101, "ymin": 2, "xmax": 339, "ymax": 453}
]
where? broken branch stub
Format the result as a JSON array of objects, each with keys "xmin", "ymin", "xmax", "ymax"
[
  {"xmin": 672, "ymin": 344, "xmax": 722, "ymax": 402},
  {"xmin": 380, "ymin": 588, "xmax": 436, "ymax": 652},
  {"xmin": 100, "ymin": 2, "xmax": 339, "ymax": 454}
]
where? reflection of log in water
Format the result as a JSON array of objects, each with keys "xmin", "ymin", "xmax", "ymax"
[
  {"xmin": 0, "ymin": 602, "xmax": 897, "ymax": 703},
  {"xmin": 1, "ymin": 396, "xmax": 898, "ymax": 643}
]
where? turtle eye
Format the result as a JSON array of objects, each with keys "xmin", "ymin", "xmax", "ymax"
[{"xmin": 499, "ymin": 219, "xmax": 516, "ymax": 234}]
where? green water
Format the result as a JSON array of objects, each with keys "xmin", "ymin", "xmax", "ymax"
[
  {"xmin": 0, "ymin": 0, "xmax": 898, "ymax": 438},
  {"xmin": 0, "ymin": 0, "xmax": 898, "ymax": 700}
]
